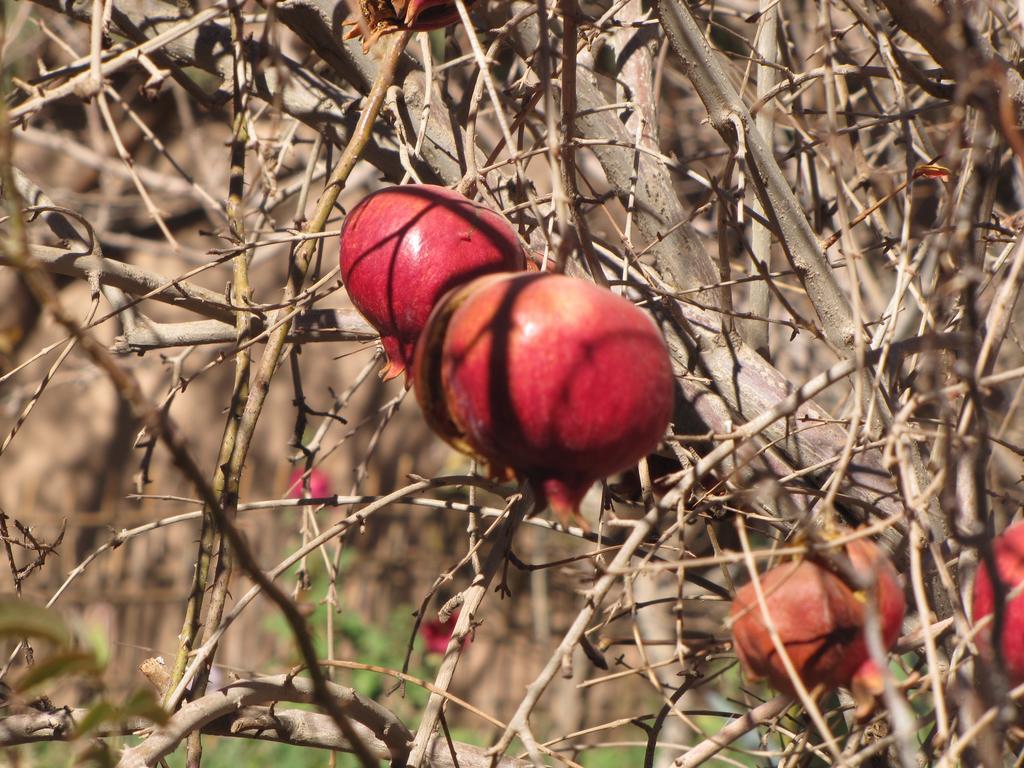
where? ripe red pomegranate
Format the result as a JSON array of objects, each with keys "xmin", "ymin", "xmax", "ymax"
[
  {"xmin": 730, "ymin": 537, "xmax": 905, "ymax": 710},
  {"xmin": 391, "ymin": 0, "xmax": 463, "ymax": 29},
  {"xmin": 412, "ymin": 272, "xmax": 674, "ymax": 526},
  {"xmin": 420, "ymin": 610, "xmax": 467, "ymax": 655},
  {"xmin": 339, "ymin": 185, "xmax": 525, "ymax": 382},
  {"xmin": 286, "ymin": 467, "xmax": 331, "ymax": 500},
  {"xmin": 349, "ymin": 0, "xmax": 468, "ymax": 47},
  {"xmin": 972, "ymin": 522, "xmax": 1024, "ymax": 686}
]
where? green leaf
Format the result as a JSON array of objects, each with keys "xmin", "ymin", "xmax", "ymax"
[
  {"xmin": 16, "ymin": 650, "xmax": 104, "ymax": 693},
  {"xmin": 0, "ymin": 597, "xmax": 72, "ymax": 646},
  {"xmin": 84, "ymin": 623, "xmax": 110, "ymax": 668},
  {"xmin": 71, "ymin": 690, "xmax": 168, "ymax": 739},
  {"xmin": 73, "ymin": 701, "xmax": 117, "ymax": 739},
  {"xmin": 118, "ymin": 688, "xmax": 169, "ymax": 726}
]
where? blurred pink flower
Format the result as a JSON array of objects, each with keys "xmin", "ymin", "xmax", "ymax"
[
  {"xmin": 287, "ymin": 467, "xmax": 331, "ymax": 500},
  {"xmin": 420, "ymin": 611, "xmax": 467, "ymax": 655}
]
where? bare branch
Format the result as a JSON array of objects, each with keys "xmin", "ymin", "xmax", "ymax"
[
  {"xmin": 116, "ymin": 676, "xmax": 410, "ymax": 767},
  {"xmin": 673, "ymin": 695, "xmax": 792, "ymax": 767},
  {"xmin": 654, "ymin": 0, "xmax": 856, "ymax": 352},
  {"xmin": 12, "ymin": 245, "xmax": 235, "ymax": 323},
  {"xmin": 878, "ymin": 0, "xmax": 1024, "ymax": 127},
  {"xmin": 110, "ymin": 312, "xmax": 377, "ymax": 353},
  {"xmin": 409, "ymin": 487, "xmax": 534, "ymax": 766},
  {"xmin": 2, "ymin": 702, "xmax": 526, "ymax": 768},
  {"xmin": 24, "ymin": 0, "xmax": 411, "ymax": 177}
]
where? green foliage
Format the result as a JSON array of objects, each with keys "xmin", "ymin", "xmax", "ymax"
[
  {"xmin": 16, "ymin": 651, "xmax": 105, "ymax": 695},
  {"xmin": 78, "ymin": 688, "xmax": 169, "ymax": 738},
  {"xmin": 262, "ymin": 549, "xmax": 431, "ymax": 708},
  {"xmin": 162, "ymin": 737, "xmax": 333, "ymax": 768},
  {"xmin": 579, "ymin": 745, "xmax": 648, "ymax": 767},
  {"xmin": 0, "ymin": 596, "xmax": 167, "ymax": 763},
  {"xmin": 0, "ymin": 597, "xmax": 105, "ymax": 700},
  {"xmin": 8, "ymin": 551, "xmax": 525, "ymax": 765},
  {"xmin": 0, "ymin": 596, "xmax": 73, "ymax": 647}
]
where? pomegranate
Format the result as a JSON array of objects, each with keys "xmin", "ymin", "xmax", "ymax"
[
  {"xmin": 352, "ymin": 0, "xmax": 468, "ymax": 44},
  {"xmin": 287, "ymin": 467, "xmax": 331, "ymax": 500},
  {"xmin": 386, "ymin": 0, "xmax": 463, "ymax": 30},
  {"xmin": 972, "ymin": 522, "xmax": 1024, "ymax": 686},
  {"xmin": 339, "ymin": 185, "xmax": 525, "ymax": 383},
  {"xmin": 420, "ymin": 610, "xmax": 467, "ymax": 655},
  {"xmin": 730, "ymin": 536, "xmax": 905, "ymax": 710},
  {"xmin": 412, "ymin": 272, "xmax": 675, "ymax": 526}
]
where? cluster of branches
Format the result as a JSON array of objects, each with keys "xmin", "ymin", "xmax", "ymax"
[{"xmin": 1, "ymin": 0, "xmax": 1024, "ymax": 764}]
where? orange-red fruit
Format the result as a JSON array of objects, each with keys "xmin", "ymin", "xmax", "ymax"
[
  {"xmin": 349, "ymin": 0, "xmax": 469, "ymax": 48},
  {"xmin": 972, "ymin": 522, "xmax": 1024, "ymax": 685},
  {"xmin": 339, "ymin": 185, "xmax": 525, "ymax": 382},
  {"xmin": 412, "ymin": 272, "xmax": 675, "ymax": 524},
  {"xmin": 730, "ymin": 538, "xmax": 905, "ymax": 706},
  {"xmin": 391, "ymin": 0, "xmax": 463, "ymax": 29}
]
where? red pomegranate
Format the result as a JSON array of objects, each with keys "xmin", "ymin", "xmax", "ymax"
[
  {"xmin": 391, "ymin": 0, "xmax": 463, "ymax": 29},
  {"xmin": 349, "ymin": 0, "xmax": 469, "ymax": 47},
  {"xmin": 420, "ymin": 610, "xmax": 467, "ymax": 655},
  {"xmin": 972, "ymin": 522, "xmax": 1024, "ymax": 686},
  {"xmin": 730, "ymin": 536, "xmax": 905, "ymax": 710},
  {"xmin": 339, "ymin": 185, "xmax": 525, "ymax": 382},
  {"xmin": 412, "ymin": 272, "xmax": 674, "ymax": 526},
  {"xmin": 286, "ymin": 467, "xmax": 331, "ymax": 500}
]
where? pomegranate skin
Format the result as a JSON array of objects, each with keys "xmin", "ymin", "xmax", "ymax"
[
  {"xmin": 972, "ymin": 522, "xmax": 1024, "ymax": 685},
  {"xmin": 414, "ymin": 272, "xmax": 674, "ymax": 523},
  {"xmin": 339, "ymin": 185, "xmax": 525, "ymax": 382},
  {"xmin": 392, "ymin": 0, "xmax": 462, "ymax": 29},
  {"xmin": 286, "ymin": 467, "xmax": 331, "ymax": 500},
  {"xmin": 347, "ymin": 0, "xmax": 469, "ymax": 51},
  {"xmin": 730, "ymin": 537, "xmax": 905, "ymax": 705}
]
